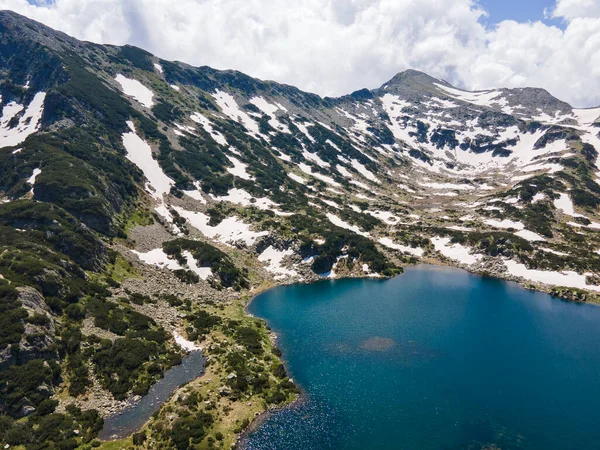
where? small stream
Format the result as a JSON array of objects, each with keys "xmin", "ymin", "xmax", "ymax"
[{"xmin": 98, "ymin": 350, "xmax": 205, "ymax": 441}]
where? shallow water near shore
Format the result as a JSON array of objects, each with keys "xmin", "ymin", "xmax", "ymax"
[
  {"xmin": 243, "ymin": 265, "xmax": 600, "ymax": 449},
  {"xmin": 98, "ymin": 350, "xmax": 205, "ymax": 440}
]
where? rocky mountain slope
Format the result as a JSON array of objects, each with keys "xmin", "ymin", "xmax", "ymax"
[{"xmin": 2, "ymin": 9, "xmax": 600, "ymax": 449}]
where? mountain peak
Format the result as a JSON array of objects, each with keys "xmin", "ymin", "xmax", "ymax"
[
  {"xmin": 372, "ymin": 69, "xmax": 446, "ymax": 99},
  {"xmin": 382, "ymin": 69, "xmax": 443, "ymax": 88}
]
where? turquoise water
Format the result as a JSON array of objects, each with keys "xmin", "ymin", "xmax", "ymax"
[{"xmin": 244, "ymin": 265, "xmax": 600, "ymax": 450}]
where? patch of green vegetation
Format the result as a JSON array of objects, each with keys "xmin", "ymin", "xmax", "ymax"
[
  {"xmin": 105, "ymin": 250, "xmax": 137, "ymax": 283},
  {"xmin": 92, "ymin": 336, "xmax": 180, "ymax": 400},
  {"xmin": 185, "ymin": 310, "xmax": 222, "ymax": 340},
  {"xmin": 284, "ymin": 214, "xmax": 401, "ymax": 276},
  {"xmin": 0, "ymin": 282, "xmax": 28, "ymax": 348},
  {"xmin": 116, "ymin": 46, "xmax": 155, "ymax": 72}
]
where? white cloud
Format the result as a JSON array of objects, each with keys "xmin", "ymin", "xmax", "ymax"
[
  {"xmin": 553, "ymin": 0, "xmax": 600, "ymax": 20},
  {"xmin": 1, "ymin": 0, "xmax": 600, "ymax": 107}
]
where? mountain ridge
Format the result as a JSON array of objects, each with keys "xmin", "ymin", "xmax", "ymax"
[{"xmin": 2, "ymin": 9, "xmax": 600, "ymax": 449}]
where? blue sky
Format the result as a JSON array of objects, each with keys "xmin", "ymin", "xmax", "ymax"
[{"xmin": 479, "ymin": 0, "xmax": 560, "ymax": 25}]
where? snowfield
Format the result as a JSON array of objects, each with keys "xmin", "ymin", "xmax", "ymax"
[
  {"xmin": 554, "ymin": 193, "xmax": 586, "ymax": 218},
  {"xmin": 212, "ymin": 90, "xmax": 261, "ymax": 137}
]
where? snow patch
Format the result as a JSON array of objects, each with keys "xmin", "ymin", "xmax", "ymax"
[
  {"xmin": 182, "ymin": 250, "xmax": 212, "ymax": 280},
  {"xmin": 350, "ymin": 159, "xmax": 379, "ymax": 183},
  {"xmin": 298, "ymin": 163, "xmax": 340, "ymax": 186},
  {"xmin": 190, "ymin": 113, "xmax": 227, "ymax": 146},
  {"xmin": 554, "ymin": 193, "xmax": 586, "ymax": 218},
  {"xmin": 212, "ymin": 90, "xmax": 260, "ymax": 137},
  {"xmin": 249, "ymin": 97, "xmax": 290, "ymax": 133},
  {"xmin": 174, "ymin": 331, "xmax": 201, "ymax": 352},
  {"xmin": 226, "ymin": 155, "xmax": 254, "ymax": 180},
  {"xmin": 504, "ymin": 260, "xmax": 600, "ymax": 292},
  {"xmin": 26, "ymin": 168, "xmax": 41, "ymax": 186},
  {"xmin": 326, "ymin": 213, "xmax": 369, "ymax": 237},
  {"xmin": 288, "ymin": 173, "xmax": 307, "ymax": 184},
  {"xmin": 115, "ymin": 74, "xmax": 154, "ymax": 108},
  {"xmin": 0, "ymin": 92, "xmax": 46, "ymax": 148},
  {"xmin": 432, "ymin": 237, "xmax": 481, "ymax": 265},
  {"xmin": 379, "ymin": 238, "xmax": 424, "ymax": 257},
  {"xmin": 122, "ymin": 121, "xmax": 173, "ymax": 199},
  {"xmin": 132, "ymin": 248, "xmax": 182, "ymax": 270},
  {"xmin": 258, "ymin": 246, "xmax": 298, "ymax": 279},
  {"xmin": 173, "ymin": 207, "xmax": 268, "ymax": 246}
]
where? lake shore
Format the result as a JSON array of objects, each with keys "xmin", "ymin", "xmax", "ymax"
[{"xmin": 98, "ymin": 256, "xmax": 600, "ymax": 449}]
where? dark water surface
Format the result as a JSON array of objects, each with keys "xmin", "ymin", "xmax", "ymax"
[
  {"xmin": 244, "ymin": 265, "xmax": 600, "ymax": 450},
  {"xmin": 98, "ymin": 351, "xmax": 205, "ymax": 440}
]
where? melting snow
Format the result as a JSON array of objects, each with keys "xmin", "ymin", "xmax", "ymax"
[
  {"xmin": 258, "ymin": 246, "xmax": 298, "ymax": 279},
  {"xmin": 122, "ymin": 121, "xmax": 173, "ymax": 199},
  {"xmin": 190, "ymin": 113, "xmax": 227, "ymax": 146},
  {"xmin": 379, "ymin": 237, "xmax": 424, "ymax": 257},
  {"xmin": 532, "ymin": 193, "xmax": 546, "ymax": 203},
  {"xmin": 504, "ymin": 260, "xmax": 600, "ymax": 292},
  {"xmin": 288, "ymin": 173, "xmax": 307, "ymax": 184},
  {"xmin": 211, "ymin": 188, "xmax": 290, "ymax": 215},
  {"xmin": 0, "ymin": 92, "xmax": 46, "ymax": 148},
  {"xmin": 226, "ymin": 155, "xmax": 253, "ymax": 180},
  {"xmin": 182, "ymin": 250, "xmax": 212, "ymax": 280},
  {"xmin": 132, "ymin": 248, "xmax": 182, "ymax": 270},
  {"xmin": 484, "ymin": 219, "xmax": 524, "ymax": 230},
  {"xmin": 538, "ymin": 247, "xmax": 569, "ymax": 256},
  {"xmin": 26, "ymin": 168, "xmax": 41, "ymax": 185},
  {"xmin": 212, "ymin": 90, "xmax": 260, "ymax": 137},
  {"xmin": 249, "ymin": 97, "xmax": 290, "ymax": 133},
  {"xmin": 554, "ymin": 193, "xmax": 586, "ymax": 218},
  {"xmin": 326, "ymin": 213, "xmax": 369, "ymax": 237},
  {"xmin": 298, "ymin": 163, "xmax": 340, "ymax": 186},
  {"xmin": 294, "ymin": 120, "xmax": 315, "ymax": 143},
  {"xmin": 26, "ymin": 167, "xmax": 41, "ymax": 195},
  {"xmin": 420, "ymin": 182, "xmax": 474, "ymax": 191},
  {"xmin": 367, "ymin": 210, "xmax": 398, "ymax": 225},
  {"xmin": 432, "ymin": 237, "xmax": 481, "ymax": 265},
  {"xmin": 173, "ymin": 206, "xmax": 268, "ymax": 246},
  {"xmin": 170, "ymin": 84, "xmax": 180, "ymax": 91},
  {"xmin": 115, "ymin": 74, "xmax": 154, "ymax": 108},
  {"xmin": 514, "ymin": 230, "xmax": 546, "ymax": 242},
  {"xmin": 302, "ymin": 150, "xmax": 330, "ymax": 168},
  {"xmin": 174, "ymin": 331, "xmax": 201, "ymax": 352},
  {"xmin": 573, "ymin": 107, "xmax": 600, "ymax": 126},
  {"xmin": 350, "ymin": 159, "xmax": 379, "ymax": 183},
  {"xmin": 153, "ymin": 63, "xmax": 163, "ymax": 73}
]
